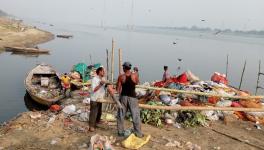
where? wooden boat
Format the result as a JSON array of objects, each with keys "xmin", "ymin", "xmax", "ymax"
[
  {"xmin": 5, "ymin": 46, "xmax": 49, "ymax": 54},
  {"xmin": 56, "ymin": 34, "xmax": 73, "ymax": 38},
  {"xmin": 24, "ymin": 64, "xmax": 65, "ymax": 106}
]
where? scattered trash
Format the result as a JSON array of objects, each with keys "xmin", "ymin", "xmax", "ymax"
[
  {"xmin": 214, "ymin": 146, "xmax": 221, "ymax": 150},
  {"xmin": 88, "ymin": 134, "xmax": 115, "ymax": 150},
  {"xmin": 83, "ymin": 98, "xmax": 90, "ymax": 104},
  {"xmin": 165, "ymin": 118, "xmax": 174, "ymax": 125},
  {"xmin": 254, "ymin": 121, "xmax": 261, "ymax": 130},
  {"xmin": 173, "ymin": 122, "xmax": 181, "ymax": 128},
  {"xmin": 29, "ymin": 112, "xmax": 42, "ymax": 119},
  {"xmin": 101, "ymin": 113, "xmax": 116, "ymax": 122},
  {"xmin": 165, "ymin": 140, "xmax": 182, "ymax": 148},
  {"xmin": 50, "ymin": 104, "xmax": 62, "ymax": 112},
  {"xmin": 186, "ymin": 141, "xmax": 201, "ymax": 150},
  {"xmin": 122, "ymin": 133, "xmax": 151, "ymax": 149},
  {"xmin": 79, "ymin": 112, "xmax": 89, "ymax": 122},
  {"xmin": 245, "ymin": 127, "xmax": 252, "ymax": 131},
  {"xmin": 176, "ymin": 111, "xmax": 208, "ymax": 127},
  {"xmin": 47, "ymin": 115, "xmax": 56, "ymax": 126},
  {"xmin": 50, "ymin": 138, "xmax": 61, "ymax": 145},
  {"xmin": 62, "ymin": 104, "xmax": 76, "ymax": 115},
  {"xmin": 201, "ymin": 110, "xmax": 220, "ymax": 121}
]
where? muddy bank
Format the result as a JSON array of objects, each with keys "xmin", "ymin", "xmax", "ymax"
[
  {"xmin": 1, "ymin": 98, "xmax": 264, "ymax": 150},
  {"xmin": 0, "ymin": 17, "xmax": 54, "ymax": 51}
]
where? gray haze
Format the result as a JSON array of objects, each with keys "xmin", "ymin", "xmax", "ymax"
[{"xmin": 0, "ymin": 0, "xmax": 264, "ymax": 30}]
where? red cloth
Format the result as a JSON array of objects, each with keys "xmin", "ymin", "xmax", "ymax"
[
  {"xmin": 154, "ymin": 81, "xmax": 165, "ymax": 87},
  {"xmin": 211, "ymin": 72, "xmax": 228, "ymax": 85},
  {"xmin": 171, "ymin": 72, "xmax": 188, "ymax": 84},
  {"xmin": 231, "ymin": 102, "xmax": 242, "ymax": 107}
]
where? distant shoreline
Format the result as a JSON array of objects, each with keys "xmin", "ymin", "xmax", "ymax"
[{"xmin": 0, "ymin": 17, "xmax": 54, "ymax": 51}]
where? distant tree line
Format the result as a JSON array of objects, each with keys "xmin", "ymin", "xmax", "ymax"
[{"xmin": 141, "ymin": 25, "xmax": 264, "ymax": 36}]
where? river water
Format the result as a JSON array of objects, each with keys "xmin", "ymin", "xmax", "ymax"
[{"xmin": 1, "ymin": 20, "xmax": 264, "ymax": 123}]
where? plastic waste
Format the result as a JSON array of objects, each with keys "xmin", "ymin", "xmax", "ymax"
[
  {"xmin": 159, "ymin": 95, "xmax": 171, "ymax": 105},
  {"xmin": 216, "ymin": 100, "xmax": 232, "ymax": 107},
  {"xmin": 122, "ymin": 133, "xmax": 151, "ymax": 149},
  {"xmin": 165, "ymin": 140, "xmax": 182, "ymax": 148},
  {"xmin": 169, "ymin": 98, "xmax": 179, "ymax": 106},
  {"xmin": 201, "ymin": 110, "xmax": 219, "ymax": 121},
  {"xmin": 29, "ymin": 112, "xmax": 42, "ymax": 119},
  {"xmin": 79, "ymin": 112, "xmax": 89, "ymax": 122},
  {"xmin": 88, "ymin": 134, "xmax": 115, "ymax": 150},
  {"xmin": 48, "ymin": 115, "xmax": 56, "ymax": 124},
  {"xmin": 82, "ymin": 98, "xmax": 90, "ymax": 104},
  {"xmin": 62, "ymin": 104, "xmax": 76, "ymax": 114},
  {"xmin": 50, "ymin": 138, "xmax": 61, "ymax": 145}
]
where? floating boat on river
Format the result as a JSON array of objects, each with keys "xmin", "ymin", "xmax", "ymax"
[
  {"xmin": 5, "ymin": 46, "xmax": 49, "ymax": 54},
  {"xmin": 56, "ymin": 34, "xmax": 73, "ymax": 38}
]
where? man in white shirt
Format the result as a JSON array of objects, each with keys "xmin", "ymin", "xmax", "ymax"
[
  {"xmin": 89, "ymin": 67, "xmax": 106, "ymax": 132},
  {"xmin": 89, "ymin": 67, "xmax": 122, "ymax": 132}
]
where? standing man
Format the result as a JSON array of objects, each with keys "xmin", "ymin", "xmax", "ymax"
[
  {"xmin": 89, "ymin": 67, "xmax": 122, "ymax": 132},
  {"xmin": 89, "ymin": 67, "xmax": 106, "ymax": 132},
  {"xmin": 116, "ymin": 62, "xmax": 143, "ymax": 137},
  {"xmin": 162, "ymin": 66, "xmax": 170, "ymax": 82}
]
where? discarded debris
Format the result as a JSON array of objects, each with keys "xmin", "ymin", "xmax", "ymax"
[
  {"xmin": 62, "ymin": 104, "xmax": 76, "ymax": 115},
  {"xmin": 29, "ymin": 112, "xmax": 42, "ymax": 119}
]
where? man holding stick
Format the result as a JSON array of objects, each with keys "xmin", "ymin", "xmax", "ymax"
[{"xmin": 116, "ymin": 62, "xmax": 143, "ymax": 137}]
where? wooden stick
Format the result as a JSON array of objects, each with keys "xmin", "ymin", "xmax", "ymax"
[
  {"xmin": 106, "ymin": 49, "xmax": 109, "ymax": 80},
  {"xmin": 239, "ymin": 60, "xmax": 247, "ymax": 90},
  {"xmin": 118, "ymin": 48, "xmax": 122, "ymax": 75},
  {"xmin": 135, "ymin": 85, "xmax": 264, "ymax": 100},
  {"xmin": 96, "ymin": 99, "xmax": 264, "ymax": 112},
  {"xmin": 111, "ymin": 38, "xmax": 115, "ymax": 83},
  {"xmin": 225, "ymin": 54, "xmax": 229, "ymax": 78},
  {"xmin": 255, "ymin": 60, "xmax": 261, "ymax": 95}
]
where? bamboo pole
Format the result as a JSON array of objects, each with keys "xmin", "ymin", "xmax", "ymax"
[
  {"xmin": 225, "ymin": 54, "xmax": 229, "ymax": 78},
  {"xmin": 111, "ymin": 38, "xmax": 115, "ymax": 83},
  {"xmin": 97, "ymin": 99, "xmax": 264, "ymax": 112},
  {"xmin": 135, "ymin": 85, "xmax": 264, "ymax": 100},
  {"xmin": 104, "ymin": 81, "xmax": 264, "ymax": 99},
  {"xmin": 106, "ymin": 49, "xmax": 109, "ymax": 80},
  {"xmin": 255, "ymin": 60, "xmax": 261, "ymax": 95},
  {"xmin": 239, "ymin": 60, "xmax": 247, "ymax": 90},
  {"xmin": 118, "ymin": 48, "xmax": 122, "ymax": 75}
]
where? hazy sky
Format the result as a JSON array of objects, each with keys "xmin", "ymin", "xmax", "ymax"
[{"xmin": 0, "ymin": 0, "xmax": 263, "ymax": 30}]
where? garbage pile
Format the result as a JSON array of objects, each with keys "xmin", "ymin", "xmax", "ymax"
[
  {"xmin": 29, "ymin": 75, "xmax": 63, "ymax": 99},
  {"xmin": 69, "ymin": 63, "xmax": 102, "ymax": 88},
  {"xmin": 136, "ymin": 71, "xmax": 264, "ymax": 126}
]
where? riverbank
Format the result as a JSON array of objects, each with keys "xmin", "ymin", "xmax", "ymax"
[
  {"xmin": 0, "ymin": 17, "xmax": 54, "ymax": 51},
  {"xmin": 1, "ymin": 97, "xmax": 264, "ymax": 150}
]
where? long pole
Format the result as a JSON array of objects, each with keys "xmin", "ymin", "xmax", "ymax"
[
  {"xmin": 136, "ymin": 85, "xmax": 264, "ymax": 100},
  {"xmin": 106, "ymin": 49, "xmax": 109, "ymax": 80},
  {"xmin": 239, "ymin": 60, "xmax": 247, "ymax": 90},
  {"xmin": 255, "ymin": 60, "xmax": 261, "ymax": 95},
  {"xmin": 97, "ymin": 99, "xmax": 264, "ymax": 112},
  {"xmin": 226, "ymin": 54, "xmax": 229, "ymax": 78},
  {"xmin": 118, "ymin": 48, "xmax": 122, "ymax": 75},
  {"xmin": 111, "ymin": 38, "xmax": 115, "ymax": 83}
]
